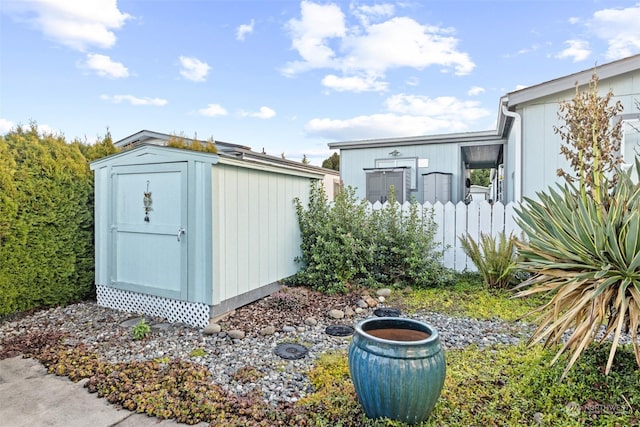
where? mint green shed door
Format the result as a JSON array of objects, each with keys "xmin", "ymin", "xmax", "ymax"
[{"xmin": 110, "ymin": 163, "xmax": 188, "ymax": 300}]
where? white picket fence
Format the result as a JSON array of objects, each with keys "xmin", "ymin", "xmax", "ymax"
[{"xmin": 369, "ymin": 200, "xmax": 522, "ymax": 272}]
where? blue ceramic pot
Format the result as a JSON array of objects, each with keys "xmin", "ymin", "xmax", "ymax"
[{"xmin": 348, "ymin": 317, "xmax": 445, "ymax": 424}]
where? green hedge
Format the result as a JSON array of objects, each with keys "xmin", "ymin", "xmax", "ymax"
[{"xmin": 0, "ymin": 125, "xmax": 114, "ymax": 316}]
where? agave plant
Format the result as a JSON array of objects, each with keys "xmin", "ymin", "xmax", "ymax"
[
  {"xmin": 459, "ymin": 232, "xmax": 519, "ymax": 289},
  {"xmin": 514, "ymin": 158, "xmax": 640, "ymax": 379}
]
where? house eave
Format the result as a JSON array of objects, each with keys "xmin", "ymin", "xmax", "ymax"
[
  {"xmin": 507, "ymin": 54, "xmax": 640, "ymax": 106},
  {"xmin": 328, "ymin": 129, "xmax": 503, "ymax": 150}
]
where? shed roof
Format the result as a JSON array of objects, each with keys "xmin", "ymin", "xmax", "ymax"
[
  {"xmin": 113, "ymin": 129, "xmax": 250, "ymax": 151},
  {"xmin": 90, "ymin": 144, "xmax": 219, "ymax": 169},
  {"xmin": 113, "ymin": 129, "xmax": 339, "ymax": 177},
  {"xmin": 90, "ymin": 144, "xmax": 325, "ymax": 179}
]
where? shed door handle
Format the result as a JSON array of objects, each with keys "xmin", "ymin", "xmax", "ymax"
[{"xmin": 177, "ymin": 227, "xmax": 186, "ymax": 242}]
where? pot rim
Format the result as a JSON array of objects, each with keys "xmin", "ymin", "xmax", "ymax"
[{"xmin": 354, "ymin": 316, "xmax": 439, "ymax": 346}]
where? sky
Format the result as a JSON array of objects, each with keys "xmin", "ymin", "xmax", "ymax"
[{"xmin": 1, "ymin": 1, "xmax": 640, "ymax": 166}]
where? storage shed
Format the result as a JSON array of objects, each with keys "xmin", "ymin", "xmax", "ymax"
[{"xmin": 90, "ymin": 145, "xmax": 322, "ymax": 328}]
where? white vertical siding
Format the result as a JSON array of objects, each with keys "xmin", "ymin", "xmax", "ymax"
[{"xmin": 212, "ymin": 164, "xmax": 313, "ymax": 303}]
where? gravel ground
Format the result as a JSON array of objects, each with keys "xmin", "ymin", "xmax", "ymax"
[{"xmin": 0, "ymin": 286, "xmax": 536, "ymax": 406}]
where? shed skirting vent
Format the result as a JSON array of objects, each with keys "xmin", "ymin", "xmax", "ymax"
[{"xmin": 97, "ymin": 285, "xmax": 209, "ymax": 328}]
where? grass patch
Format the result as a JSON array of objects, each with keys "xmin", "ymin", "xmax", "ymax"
[
  {"xmin": 299, "ymin": 344, "xmax": 640, "ymax": 426},
  {"xmin": 385, "ymin": 274, "xmax": 547, "ymax": 322}
]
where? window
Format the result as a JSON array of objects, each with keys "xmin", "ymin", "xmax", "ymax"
[
  {"xmin": 375, "ymin": 157, "xmax": 418, "ymax": 190},
  {"xmin": 621, "ymin": 117, "xmax": 640, "ymax": 182},
  {"xmin": 621, "ymin": 117, "xmax": 640, "ymax": 166}
]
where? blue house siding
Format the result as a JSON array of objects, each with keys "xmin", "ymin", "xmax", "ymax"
[
  {"xmin": 331, "ymin": 55, "xmax": 640, "ymax": 204},
  {"xmin": 516, "ymin": 71, "xmax": 640, "ymax": 200},
  {"xmin": 341, "ymin": 142, "xmax": 464, "ymax": 204}
]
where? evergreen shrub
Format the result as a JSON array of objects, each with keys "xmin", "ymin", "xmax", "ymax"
[
  {"xmin": 289, "ymin": 182, "xmax": 454, "ymax": 293},
  {"xmin": 0, "ymin": 124, "xmax": 103, "ymax": 316}
]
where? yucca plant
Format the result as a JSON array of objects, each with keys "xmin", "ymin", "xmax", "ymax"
[
  {"xmin": 514, "ymin": 73, "xmax": 640, "ymax": 379},
  {"xmin": 459, "ymin": 232, "xmax": 519, "ymax": 289},
  {"xmin": 515, "ymin": 160, "xmax": 640, "ymax": 379}
]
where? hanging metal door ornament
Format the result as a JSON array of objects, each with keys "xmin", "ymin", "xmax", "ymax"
[{"xmin": 143, "ymin": 180, "xmax": 153, "ymax": 222}]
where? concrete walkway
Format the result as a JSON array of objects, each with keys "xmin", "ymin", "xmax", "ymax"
[{"xmin": 0, "ymin": 356, "xmax": 207, "ymax": 427}]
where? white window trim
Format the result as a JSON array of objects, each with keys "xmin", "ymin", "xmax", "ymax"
[
  {"xmin": 621, "ymin": 117, "xmax": 640, "ymax": 171},
  {"xmin": 374, "ymin": 157, "xmax": 418, "ymax": 190}
]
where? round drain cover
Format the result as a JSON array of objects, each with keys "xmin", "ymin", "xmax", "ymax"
[
  {"xmin": 374, "ymin": 307, "xmax": 401, "ymax": 317},
  {"xmin": 274, "ymin": 343, "xmax": 308, "ymax": 360},
  {"xmin": 325, "ymin": 325, "xmax": 355, "ymax": 337}
]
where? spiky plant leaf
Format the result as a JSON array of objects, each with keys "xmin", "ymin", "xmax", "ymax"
[
  {"xmin": 459, "ymin": 232, "xmax": 519, "ymax": 289},
  {"xmin": 515, "ymin": 160, "xmax": 640, "ymax": 379}
]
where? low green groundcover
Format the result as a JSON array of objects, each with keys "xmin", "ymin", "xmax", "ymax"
[{"xmin": 1, "ymin": 331, "xmax": 638, "ymax": 426}]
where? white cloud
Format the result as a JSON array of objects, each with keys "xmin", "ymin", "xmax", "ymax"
[
  {"xmin": 555, "ymin": 39, "xmax": 591, "ymax": 62},
  {"xmin": 346, "ymin": 17, "xmax": 474, "ymax": 75},
  {"xmin": 590, "ymin": 4, "xmax": 640, "ymax": 60},
  {"xmin": 100, "ymin": 94, "xmax": 167, "ymax": 106},
  {"xmin": 82, "ymin": 53, "xmax": 129, "ymax": 78},
  {"xmin": 179, "ymin": 56, "xmax": 211, "ymax": 82},
  {"xmin": 467, "ymin": 86, "xmax": 485, "ymax": 96},
  {"xmin": 282, "ymin": 1, "xmax": 346, "ymax": 75},
  {"xmin": 306, "ymin": 114, "xmax": 463, "ymax": 140},
  {"xmin": 236, "ymin": 19, "xmax": 255, "ymax": 41},
  {"xmin": 198, "ymin": 104, "xmax": 228, "ymax": 117},
  {"xmin": 282, "ymin": 1, "xmax": 474, "ymax": 93},
  {"xmin": 503, "ymin": 43, "xmax": 543, "ymax": 59},
  {"xmin": 0, "ymin": 118, "xmax": 15, "ymax": 134},
  {"xmin": 405, "ymin": 77, "xmax": 420, "ymax": 86},
  {"xmin": 385, "ymin": 94, "xmax": 490, "ymax": 121},
  {"xmin": 0, "ymin": 120, "xmax": 60, "ymax": 136},
  {"xmin": 37, "ymin": 124, "xmax": 58, "ymax": 135},
  {"xmin": 305, "ymin": 94, "xmax": 491, "ymax": 140},
  {"xmin": 241, "ymin": 106, "xmax": 276, "ymax": 119},
  {"xmin": 321, "ymin": 74, "xmax": 387, "ymax": 92},
  {"xmin": 351, "ymin": 3, "xmax": 395, "ymax": 26},
  {"xmin": 568, "ymin": 17, "xmax": 580, "ymax": 25},
  {"xmin": 4, "ymin": 0, "xmax": 131, "ymax": 51}
]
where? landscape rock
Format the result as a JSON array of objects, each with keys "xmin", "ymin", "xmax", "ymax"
[
  {"xmin": 344, "ymin": 307, "xmax": 355, "ymax": 317},
  {"xmin": 328, "ymin": 309, "xmax": 345, "ymax": 319},
  {"xmin": 365, "ymin": 297, "xmax": 378, "ymax": 308},
  {"xmin": 204, "ymin": 322, "xmax": 222, "ymax": 335},
  {"xmin": 304, "ymin": 317, "xmax": 318, "ymax": 326},
  {"xmin": 227, "ymin": 329, "xmax": 245, "ymax": 340},
  {"xmin": 2, "ymin": 285, "xmax": 574, "ymax": 409},
  {"xmin": 259, "ymin": 326, "xmax": 276, "ymax": 336},
  {"xmin": 376, "ymin": 288, "xmax": 392, "ymax": 297},
  {"xmin": 378, "ymin": 296, "xmax": 386, "ymax": 303},
  {"xmin": 357, "ymin": 300, "xmax": 369, "ymax": 309}
]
